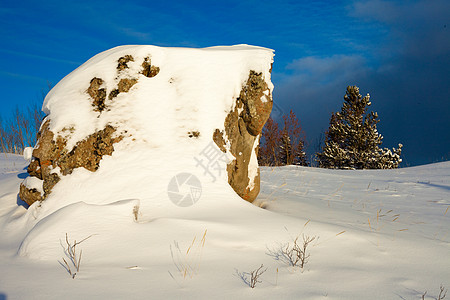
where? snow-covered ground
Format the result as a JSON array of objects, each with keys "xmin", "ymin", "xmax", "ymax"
[{"xmin": 0, "ymin": 153, "xmax": 448, "ymax": 299}]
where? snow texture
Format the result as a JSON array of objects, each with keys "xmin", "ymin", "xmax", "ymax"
[
  {"xmin": 0, "ymin": 153, "xmax": 448, "ymax": 299},
  {"xmin": 23, "ymin": 147, "xmax": 33, "ymax": 161},
  {"xmin": 0, "ymin": 47, "xmax": 447, "ymax": 300},
  {"xmin": 29, "ymin": 44, "xmax": 274, "ymax": 221}
]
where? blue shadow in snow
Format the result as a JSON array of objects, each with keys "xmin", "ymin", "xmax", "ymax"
[
  {"xmin": 417, "ymin": 181, "xmax": 450, "ymax": 192},
  {"xmin": 17, "ymin": 172, "xmax": 28, "ymax": 179},
  {"xmin": 16, "ymin": 194, "xmax": 29, "ymax": 209}
]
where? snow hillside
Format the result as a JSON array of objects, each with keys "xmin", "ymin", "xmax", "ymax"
[{"xmin": 0, "ymin": 153, "xmax": 449, "ymax": 299}]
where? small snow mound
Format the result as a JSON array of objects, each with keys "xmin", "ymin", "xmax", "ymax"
[
  {"xmin": 18, "ymin": 199, "xmax": 140, "ymax": 260},
  {"xmin": 23, "ymin": 147, "xmax": 33, "ymax": 161},
  {"xmin": 22, "ymin": 176, "xmax": 44, "ymax": 195}
]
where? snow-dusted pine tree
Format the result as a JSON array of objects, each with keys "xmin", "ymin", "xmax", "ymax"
[
  {"xmin": 316, "ymin": 86, "xmax": 402, "ymax": 169},
  {"xmin": 279, "ymin": 132, "xmax": 292, "ymax": 165}
]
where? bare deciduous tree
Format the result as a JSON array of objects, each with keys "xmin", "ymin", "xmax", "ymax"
[
  {"xmin": 258, "ymin": 110, "xmax": 308, "ymax": 166},
  {"xmin": 0, "ymin": 103, "xmax": 45, "ymax": 154},
  {"xmin": 258, "ymin": 116, "xmax": 282, "ymax": 166},
  {"xmin": 280, "ymin": 110, "xmax": 307, "ymax": 166}
]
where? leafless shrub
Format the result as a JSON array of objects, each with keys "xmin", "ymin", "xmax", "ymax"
[
  {"xmin": 250, "ymin": 264, "xmax": 267, "ymax": 288},
  {"xmin": 422, "ymin": 285, "xmax": 447, "ymax": 300},
  {"xmin": 235, "ymin": 264, "xmax": 268, "ymax": 288},
  {"xmin": 60, "ymin": 233, "xmax": 93, "ymax": 279},
  {"xmin": 282, "ymin": 234, "xmax": 316, "ymax": 269}
]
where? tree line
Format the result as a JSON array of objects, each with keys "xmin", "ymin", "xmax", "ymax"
[
  {"xmin": 2, "ymin": 85, "xmax": 402, "ymax": 170},
  {"xmin": 257, "ymin": 110, "xmax": 308, "ymax": 167},
  {"xmin": 0, "ymin": 102, "xmax": 45, "ymax": 155},
  {"xmin": 258, "ymin": 85, "xmax": 403, "ymax": 169}
]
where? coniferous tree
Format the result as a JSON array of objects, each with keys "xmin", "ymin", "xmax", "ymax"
[
  {"xmin": 279, "ymin": 132, "xmax": 292, "ymax": 165},
  {"xmin": 317, "ymin": 86, "xmax": 402, "ymax": 169}
]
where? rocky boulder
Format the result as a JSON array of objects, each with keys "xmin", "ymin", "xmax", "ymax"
[
  {"xmin": 19, "ymin": 45, "xmax": 274, "ymax": 207},
  {"xmin": 214, "ymin": 71, "xmax": 272, "ymax": 201}
]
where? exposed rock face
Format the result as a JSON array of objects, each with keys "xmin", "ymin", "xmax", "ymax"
[
  {"xmin": 19, "ymin": 54, "xmax": 159, "ymax": 206},
  {"xmin": 19, "ymin": 184, "xmax": 43, "ymax": 204},
  {"xmin": 19, "ymin": 46, "xmax": 273, "ymax": 206},
  {"xmin": 117, "ymin": 54, "xmax": 134, "ymax": 71},
  {"xmin": 19, "ymin": 120, "xmax": 121, "ymax": 205},
  {"xmin": 88, "ymin": 77, "xmax": 107, "ymax": 112},
  {"xmin": 214, "ymin": 71, "xmax": 273, "ymax": 202},
  {"xmin": 141, "ymin": 56, "xmax": 160, "ymax": 78}
]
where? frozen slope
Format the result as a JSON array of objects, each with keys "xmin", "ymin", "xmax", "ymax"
[{"xmin": 0, "ymin": 154, "xmax": 448, "ymax": 299}]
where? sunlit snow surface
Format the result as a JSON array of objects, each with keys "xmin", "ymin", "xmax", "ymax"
[
  {"xmin": 0, "ymin": 154, "xmax": 449, "ymax": 299},
  {"xmin": 25, "ymin": 45, "xmax": 274, "ymax": 224}
]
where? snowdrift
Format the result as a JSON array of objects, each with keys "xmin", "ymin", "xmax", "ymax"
[{"xmin": 1, "ymin": 153, "xmax": 449, "ymax": 299}]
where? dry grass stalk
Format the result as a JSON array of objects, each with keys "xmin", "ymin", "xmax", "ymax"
[
  {"xmin": 170, "ymin": 229, "xmax": 207, "ymax": 279},
  {"xmin": 61, "ymin": 233, "xmax": 93, "ymax": 279}
]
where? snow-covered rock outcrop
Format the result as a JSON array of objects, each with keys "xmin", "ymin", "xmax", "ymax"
[{"xmin": 19, "ymin": 45, "xmax": 274, "ymax": 211}]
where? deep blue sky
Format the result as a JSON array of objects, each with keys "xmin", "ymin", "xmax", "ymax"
[{"xmin": 1, "ymin": 0, "xmax": 449, "ymax": 166}]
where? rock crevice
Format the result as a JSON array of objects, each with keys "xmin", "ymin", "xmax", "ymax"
[
  {"xmin": 214, "ymin": 71, "xmax": 272, "ymax": 202},
  {"xmin": 19, "ymin": 120, "xmax": 121, "ymax": 205}
]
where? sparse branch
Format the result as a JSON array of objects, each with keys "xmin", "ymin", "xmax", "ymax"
[
  {"xmin": 250, "ymin": 264, "xmax": 267, "ymax": 288},
  {"xmin": 300, "ymin": 235, "xmax": 315, "ymax": 269},
  {"xmin": 60, "ymin": 233, "xmax": 92, "ymax": 279},
  {"xmin": 62, "ymin": 258, "xmax": 74, "ymax": 278},
  {"xmin": 421, "ymin": 284, "xmax": 447, "ymax": 300},
  {"xmin": 282, "ymin": 234, "xmax": 316, "ymax": 269},
  {"xmin": 439, "ymin": 285, "xmax": 447, "ymax": 300}
]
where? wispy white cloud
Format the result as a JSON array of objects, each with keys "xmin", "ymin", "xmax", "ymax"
[
  {"xmin": 275, "ymin": 1, "xmax": 450, "ymax": 164},
  {"xmin": 116, "ymin": 27, "xmax": 150, "ymax": 41},
  {"xmin": 286, "ymin": 55, "xmax": 368, "ymax": 85},
  {"xmin": 0, "ymin": 70, "xmax": 48, "ymax": 84},
  {"xmin": 0, "ymin": 49, "xmax": 81, "ymax": 66},
  {"xmin": 351, "ymin": 0, "xmax": 450, "ymax": 57}
]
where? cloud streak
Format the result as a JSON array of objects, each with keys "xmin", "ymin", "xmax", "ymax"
[
  {"xmin": 276, "ymin": 0, "xmax": 450, "ymax": 165},
  {"xmin": 1, "ymin": 0, "xmax": 448, "ymax": 165}
]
